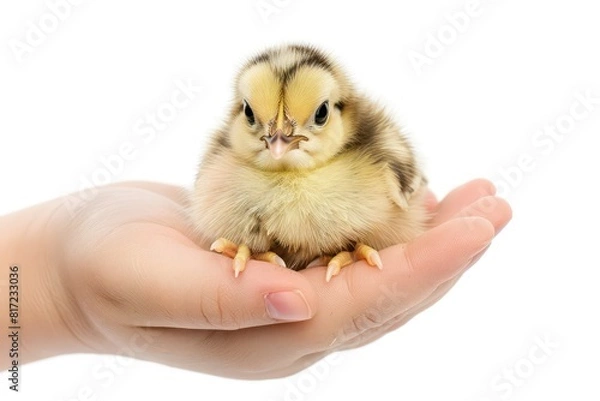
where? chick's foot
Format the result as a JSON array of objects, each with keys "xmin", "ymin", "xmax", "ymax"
[
  {"xmin": 210, "ymin": 238, "xmax": 286, "ymax": 277},
  {"xmin": 325, "ymin": 243, "xmax": 383, "ymax": 282}
]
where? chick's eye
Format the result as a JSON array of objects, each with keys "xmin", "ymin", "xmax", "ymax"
[
  {"xmin": 243, "ymin": 100, "xmax": 255, "ymax": 125},
  {"xmin": 314, "ymin": 101, "xmax": 329, "ymax": 126}
]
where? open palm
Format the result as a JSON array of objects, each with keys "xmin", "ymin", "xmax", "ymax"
[{"xmin": 54, "ymin": 179, "xmax": 510, "ymax": 379}]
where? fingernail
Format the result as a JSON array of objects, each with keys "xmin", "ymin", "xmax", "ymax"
[{"xmin": 264, "ymin": 290, "xmax": 312, "ymax": 321}]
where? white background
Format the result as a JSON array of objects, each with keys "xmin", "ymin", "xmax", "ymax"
[{"xmin": 1, "ymin": 0, "xmax": 599, "ymax": 400}]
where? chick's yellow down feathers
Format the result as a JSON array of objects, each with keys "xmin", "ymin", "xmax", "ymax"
[{"xmin": 189, "ymin": 45, "xmax": 428, "ymax": 281}]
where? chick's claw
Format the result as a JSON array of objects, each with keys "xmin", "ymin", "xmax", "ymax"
[
  {"xmin": 233, "ymin": 245, "xmax": 251, "ymax": 278},
  {"xmin": 210, "ymin": 238, "xmax": 286, "ymax": 277},
  {"xmin": 253, "ymin": 252, "xmax": 287, "ymax": 268},
  {"xmin": 355, "ymin": 243, "xmax": 384, "ymax": 270},
  {"xmin": 209, "ymin": 238, "xmax": 238, "ymax": 258},
  {"xmin": 325, "ymin": 243, "xmax": 383, "ymax": 282},
  {"xmin": 326, "ymin": 251, "xmax": 354, "ymax": 282},
  {"xmin": 307, "ymin": 256, "xmax": 333, "ymax": 269}
]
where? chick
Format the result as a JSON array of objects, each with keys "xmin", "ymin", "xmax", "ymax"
[{"xmin": 189, "ymin": 44, "xmax": 428, "ymax": 282}]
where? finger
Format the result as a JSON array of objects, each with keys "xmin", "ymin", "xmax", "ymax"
[
  {"xmin": 343, "ymin": 245, "xmax": 490, "ymax": 351},
  {"xmin": 342, "ymin": 274, "xmax": 463, "ymax": 351},
  {"xmin": 341, "ymin": 196, "xmax": 512, "ymax": 350},
  {"xmin": 424, "ymin": 189, "xmax": 438, "ymax": 214},
  {"xmin": 431, "ymin": 179, "xmax": 496, "ymax": 226},
  {"xmin": 322, "ymin": 217, "xmax": 492, "ymax": 342},
  {"xmin": 454, "ymin": 196, "xmax": 512, "ymax": 234},
  {"xmin": 102, "ymin": 229, "xmax": 317, "ymax": 330},
  {"xmin": 351, "ymin": 196, "xmax": 512, "ymax": 344},
  {"xmin": 381, "ymin": 216, "xmax": 495, "ymax": 289}
]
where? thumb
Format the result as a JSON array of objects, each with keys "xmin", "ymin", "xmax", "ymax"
[{"xmin": 109, "ymin": 238, "xmax": 317, "ymax": 330}]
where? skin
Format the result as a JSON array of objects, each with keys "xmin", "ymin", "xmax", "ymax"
[{"xmin": 0, "ymin": 179, "xmax": 511, "ymax": 379}]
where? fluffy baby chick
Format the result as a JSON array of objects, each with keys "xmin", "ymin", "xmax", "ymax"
[{"xmin": 190, "ymin": 44, "xmax": 428, "ymax": 281}]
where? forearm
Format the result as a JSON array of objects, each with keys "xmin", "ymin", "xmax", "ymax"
[{"xmin": 0, "ymin": 199, "xmax": 91, "ymax": 369}]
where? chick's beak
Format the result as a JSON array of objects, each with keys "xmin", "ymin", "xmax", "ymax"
[
  {"xmin": 261, "ymin": 102, "xmax": 307, "ymax": 160},
  {"xmin": 263, "ymin": 130, "xmax": 307, "ymax": 160}
]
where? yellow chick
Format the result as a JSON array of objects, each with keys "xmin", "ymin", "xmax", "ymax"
[{"xmin": 189, "ymin": 44, "xmax": 428, "ymax": 282}]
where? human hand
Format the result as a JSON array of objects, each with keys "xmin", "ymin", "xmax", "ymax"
[
  {"xmin": 3, "ymin": 179, "xmax": 510, "ymax": 379},
  {"xmin": 179, "ymin": 178, "xmax": 511, "ymax": 378}
]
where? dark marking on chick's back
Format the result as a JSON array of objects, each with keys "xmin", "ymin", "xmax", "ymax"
[
  {"xmin": 390, "ymin": 161, "xmax": 416, "ymax": 193},
  {"xmin": 338, "ymin": 101, "xmax": 419, "ymax": 194},
  {"xmin": 211, "ymin": 128, "xmax": 231, "ymax": 149},
  {"xmin": 250, "ymin": 214, "xmax": 262, "ymax": 235},
  {"xmin": 247, "ymin": 52, "xmax": 271, "ymax": 67},
  {"xmin": 343, "ymin": 106, "xmax": 379, "ymax": 151},
  {"xmin": 216, "ymin": 134, "xmax": 231, "ymax": 149}
]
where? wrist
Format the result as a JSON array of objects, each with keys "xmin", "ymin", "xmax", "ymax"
[{"xmin": 1, "ymin": 199, "xmax": 95, "ymax": 369}]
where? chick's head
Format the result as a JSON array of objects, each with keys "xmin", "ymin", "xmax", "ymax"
[{"xmin": 228, "ymin": 45, "xmax": 356, "ymax": 171}]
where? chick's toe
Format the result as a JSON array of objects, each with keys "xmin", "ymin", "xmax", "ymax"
[
  {"xmin": 210, "ymin": 238, "xmax": 286, "ymax": 277},
  {"xmin": 355, "ymin": 243, "xmax": 384, "ymax": 270},
  {"xmin": 326, "ymin": 251, "xmax": 354, "ymax": 282},
  {"xmin": 253, "ymin": 252, "xmax": 287, "ymax": 268},
  {"xmin": 210, "ymin": 238, "xmax": 238, "ymax": 258},
  {"xmin": 233, "ymin": 245, "xmax": 251, "ymax": 278},
  {"xmin": 325, "ymin": 243, "xmax": 383, "ymax": 282}
]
